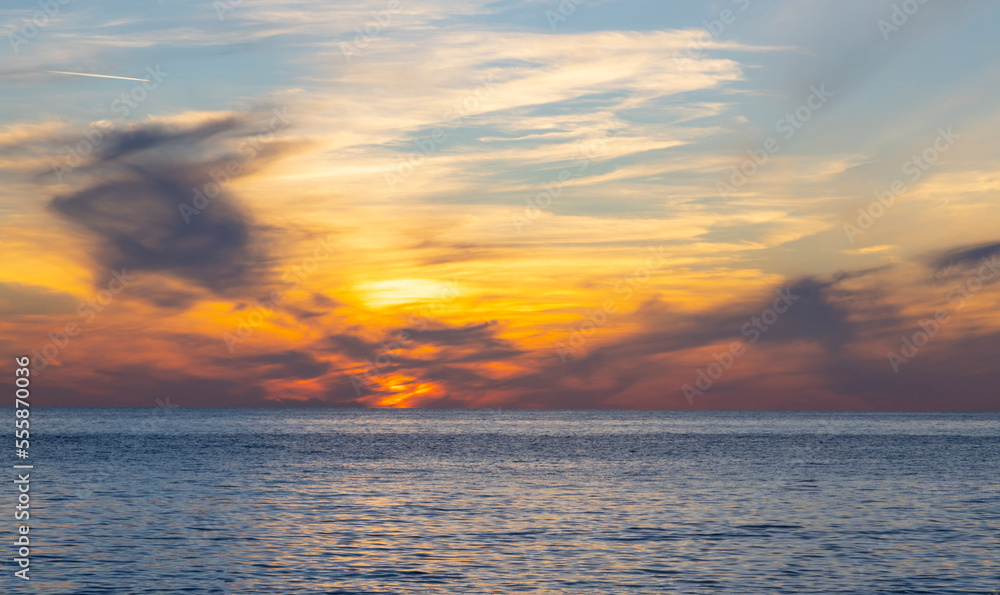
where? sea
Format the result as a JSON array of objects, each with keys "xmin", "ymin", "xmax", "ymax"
[{"xmin": 8, "ymin": 408, "xmax": 1000, "ymax": 594}]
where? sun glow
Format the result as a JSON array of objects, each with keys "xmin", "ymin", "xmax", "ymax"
[{"xmin": 357, "ymin": 279, "xmax": 458, "ymax": 308}]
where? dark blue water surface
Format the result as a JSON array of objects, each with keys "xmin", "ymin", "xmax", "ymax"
[{"xmin": 7, "ymin": 409, "xmax": 1000, "ymax": 594}]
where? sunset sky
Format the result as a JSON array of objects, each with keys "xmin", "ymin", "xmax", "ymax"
[{"xmin": 2, "ymin": 0, "xmax": 999, "ymax": 409}]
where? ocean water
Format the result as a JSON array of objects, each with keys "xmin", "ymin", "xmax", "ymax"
[{"xmin": 9, "ymin": 408, "xmax": 1000, "ymax": 594}]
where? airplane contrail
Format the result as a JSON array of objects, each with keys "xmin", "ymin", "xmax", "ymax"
[{"xmin": 43, "ymin": 70, "xmax": 150, "ymax": 82}]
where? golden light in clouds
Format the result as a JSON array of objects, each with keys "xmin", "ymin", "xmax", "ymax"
[
  {"xmin": 358, "ymin": 279, "xmax": 459, "ymax": 308},
  {"xmin": 3, "ymin": 1, "xmax": 999, "ymax": 411}
]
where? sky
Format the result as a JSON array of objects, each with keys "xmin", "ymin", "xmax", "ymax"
[{"xmin": 1, "ymin": 0, "xmax": 999, "ymax": 409}]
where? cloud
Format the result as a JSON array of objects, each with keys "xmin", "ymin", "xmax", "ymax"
[
  {"xmin": 328, "ymin": 333, "xmax": 380, "ymax": 361},
  {"xmin": 0, "ymin": 282, "xmax": 78, "ymax": 317},
  {"xmin": 220, "ymin": 349, "xmax": 331, "ymax": 380},
  {"xmin": 931, "ymin": 241, "xmax": 1000, "ymax": 275},
  {"xmin": 94, "ymin": 115, "xmax": 246, "ymax": 162},
  {"xmin": 576, "ymin": 275, "xmax": 859, "ymax": 364},
  {"xmin": 5, "ymin": 2, "xmax": 1000, "ymax": 413},
  {"xmin": 401, "ymin": 271, "xmax": 903, "ymax": 409},
  {"xmin": 26, "ymin": 364, "xmax": 362, "ymax": 407},
  {"xmin": 322, "ymin": 321, "xmax": 526, "ymax": 405},
  {"xmin": 312, "ymin": 292, "xmax": 340, "ymax": 308},
  {"xmin": 125, "ymin": 278, "xmax": 204, "ymax": 310},
  {"xmin": 47, "ymin": 112, "xmax": 290, "ymax": 296},
  {"xmin": 329, "ymin": 321, "xmax": 523, "ymax": 366},
  {"xmin": 399, "ymin": 321, "xmax": 498, "ymax": 346}
]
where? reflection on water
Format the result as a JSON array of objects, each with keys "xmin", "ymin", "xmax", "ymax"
[{"xmin": 15, "ymin": 409, "xmax": 1000, "ymax": 594}]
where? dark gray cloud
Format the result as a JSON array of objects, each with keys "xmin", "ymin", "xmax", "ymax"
[
  {"xmin": 328, "ymin": 333, "xmax": 380, "ymax": 361},
  {"xmin": 818, "ymin": 327, "xmax": 1000, "ymax": 412},
  {"xmin": 51, "ymin": 168, "xmax": 259, "ymax": 293},
  {"xmin": 931, "ymin": 241, "xmax": 1000, "ymax": 275},
  {"xmin": 323, "ymin": 322, "xmax": 526, "ymax": 403},
  {"xmin": 25, "ymin": 364, "xmax": 363, "ymax": 407},
  {"xmin": 286, "ymin": 306, "xmax": 325, "ymax": 320},
  {"xmin": 37, "ymin": 367, "xmax": 270, "ymax": 407},
  {"xmin": 125, "ymin": 278, "xmax": 204, "ymax": 310},
  {"xmin": 48, "ymin": 113, "xmax": 289, "ymax": 297},
  {"xmin": 282, "ymin": 293, "xmax": 341, "ymax": 321},
  {"xmin": 459, "ymin": 272, "xmax": 903, "ymax": 409},
  {"xmin": 312, "ymin": 293, "xmax": 340, "ymax": 308},
  {"xmin": 591, "ymin": 275, "xmax": 860, "ymax": 363},
  {"xmin": 219, "ymin": 349, "xmax": 331, "ymax": 380},
  {"xmin": 399, "ymin": 321, "xmax": 501, "ymax": 346},
  {"xmin": 328, "ymin": 321, "xmax": 523, "ymax": 369},
  {"xmin": 96, "ymin": 117, "xmax": 245, "ymax": 162}
]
